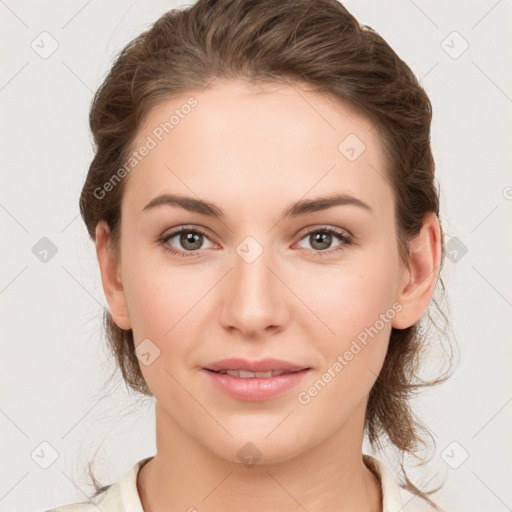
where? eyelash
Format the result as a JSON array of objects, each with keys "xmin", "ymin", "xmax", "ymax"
[{"xmin": 157, "ymin": 226, "xmax": 353, "ymax": 259}]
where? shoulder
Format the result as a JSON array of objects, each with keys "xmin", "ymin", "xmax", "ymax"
[
  {"xmin": 44, "ymin": 485, "xmax": 116, "ymax": 512},
  {"xmin": 363, "ymin": 454, "xmax": 439, "ymax": 512},
  {"xmin": 43, "ymin": 456, "xmax": 153, "ymax": 512}
]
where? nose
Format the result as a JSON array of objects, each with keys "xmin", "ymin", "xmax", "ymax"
[{"xmin": 219, "ymin": 241, "xmax": 289, "ymax": 339}]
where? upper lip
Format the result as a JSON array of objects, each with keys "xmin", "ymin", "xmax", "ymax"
[{"xmin": 204, "ymin": 358, "xmax": 309, "ymax": 373}]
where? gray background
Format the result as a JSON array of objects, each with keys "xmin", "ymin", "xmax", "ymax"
[{"xmin": 1, "ymin": 1, "xmax": 511, "ymax": 511}]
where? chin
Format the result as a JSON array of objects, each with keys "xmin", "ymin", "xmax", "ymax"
[{"xmin": 201, "ymin": 424, "xmax": 311, "ymax": 468}]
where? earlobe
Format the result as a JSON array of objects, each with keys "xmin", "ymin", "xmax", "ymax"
[
  {"xmin": 392, "ymin": 212, "xmax": 442, "ymax": 330},
  {"xmin": 95, "ymin": 221, "xmax": 132, "ymax": 330}
]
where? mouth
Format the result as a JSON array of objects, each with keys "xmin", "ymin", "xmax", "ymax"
[
  {"xmin": 205, "ymin": 369, "xmax": 303, "ymax": 378},
  {"xmin": 204, "ymin": 357, "xmax": 309, "ymax": 374},
  {"xmin": 202, "ymin": 358, "xmax": 311, "ymax": 401}
]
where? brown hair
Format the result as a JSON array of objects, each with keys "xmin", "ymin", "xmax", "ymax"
[{"xmin": 80, "ymin": 0, "xmax": 456, "ymax": 509}]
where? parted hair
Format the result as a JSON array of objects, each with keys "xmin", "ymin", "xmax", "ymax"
[{"xmin": 80, "ymin": 1, "xmax": 455, "ymax": 509}]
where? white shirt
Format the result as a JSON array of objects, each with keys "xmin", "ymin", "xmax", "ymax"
[{"xmin": 45, "ymin": 454, "xmax": 423, "ymax": 512}]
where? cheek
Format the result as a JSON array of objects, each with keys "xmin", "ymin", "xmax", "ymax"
[
  {"xmin": 293, "ymin": 249, "xmax": 399, "ymax": 398},
  {"xmin": 298, "ymin": 253, "xmax": 399, "ymax": 346},
  {"xmin": 122, "ymin": 263, "xmax": 202, "ymax": 394},
  {"xmin": 120, "ymin": 246, "xmax": 218, "ymax": 377},
  {"xmin": 294, "ymin": 275, "xmax": 394, "ymax": 429},
  {"xmin": 121, "ymin": 239, "xmax": 204, "ymax": 337}
]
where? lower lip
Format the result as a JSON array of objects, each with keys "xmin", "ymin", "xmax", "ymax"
[{"xmin": 203, "ymin": 369, "xmax": 310, "ymax": 401}]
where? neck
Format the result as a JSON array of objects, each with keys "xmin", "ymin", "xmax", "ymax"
[{"xmin": 138, "ymin": 401, "xmax": 382, "ymax": 512}]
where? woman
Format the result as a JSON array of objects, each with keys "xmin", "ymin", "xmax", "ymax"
[{"xmin": 47, "ymin": 0, "xmax": 453, "ymax": 510}]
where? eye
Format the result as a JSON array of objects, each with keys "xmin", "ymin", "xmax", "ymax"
[
  {"xmin": 158, "ymin": 225, "xmax": 353, "ymax": 259},
  {"xmin": 295, "ymin": 226, "xmax": 353, "ymax": 256},
  {"xmin": 158, "ymin": 226, "xmax": 216, "ymax": 258}
]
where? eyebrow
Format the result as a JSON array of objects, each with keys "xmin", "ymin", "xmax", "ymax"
[{"xmin": 140, "ymin": 193, "xmax": 373, "ymax": 219}]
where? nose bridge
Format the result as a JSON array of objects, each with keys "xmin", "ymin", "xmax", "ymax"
[{"xmin": 219, "ymin": 235, "xmax": 287, "ymax": 336}]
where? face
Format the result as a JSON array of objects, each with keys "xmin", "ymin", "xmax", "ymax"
[{"xmin": 106, "ymin": 78, "xmax": 412, "ymax": 464}]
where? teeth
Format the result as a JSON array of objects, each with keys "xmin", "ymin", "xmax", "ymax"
[{"xmin": 222, "ymin": 369, "xmax": 289, "ymax": 378}]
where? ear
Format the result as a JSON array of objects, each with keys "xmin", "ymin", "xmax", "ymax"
[
  {"xmin": 95, "ymin": 221, "xmax": 132, "ymax": 330},
  {"xmin": 392, "ymin": 212, "xmax": 442, "ymax": 330}
]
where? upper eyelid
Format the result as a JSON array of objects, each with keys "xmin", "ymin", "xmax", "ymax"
[{"xmin": 295, "ymin": 224, "xmax": 352, "ymax": 239}]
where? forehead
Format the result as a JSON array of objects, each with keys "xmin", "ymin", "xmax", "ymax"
[{"xmin": 123, "ymin": 78, "xmax": 393, "ymax": 218}]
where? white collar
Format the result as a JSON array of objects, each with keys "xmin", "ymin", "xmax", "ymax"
[{"xmin": 95, "ymin": 453, "xmax": 405, "ymax": 512}]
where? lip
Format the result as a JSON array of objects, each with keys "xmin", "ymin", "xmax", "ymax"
[
  {"xmin": 202, "ymin": 358, "xmax": 311, "ymax": 401},
  {"xmin": 204, "ymin": 357, "xmax": 308, "ymax": 373}
]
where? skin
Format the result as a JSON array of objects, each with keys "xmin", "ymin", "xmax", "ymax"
[{"xmin": 96, "ymin": 78, "xmax": 441, "ymax": 512}]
